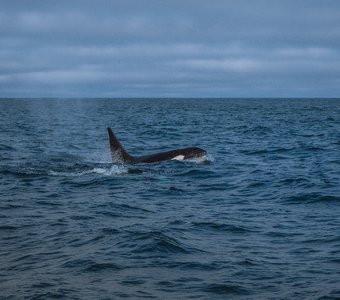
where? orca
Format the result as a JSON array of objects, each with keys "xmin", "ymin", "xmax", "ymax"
[{"xmin": 107, "ymin": 127, "xmax": 207, "ymax": 164}]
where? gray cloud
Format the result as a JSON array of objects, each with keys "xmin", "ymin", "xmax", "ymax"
[{"xmin": 0, "ymin": 0, "xmax": 340, "ymax": 97}]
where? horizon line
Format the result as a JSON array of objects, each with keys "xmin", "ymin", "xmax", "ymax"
[{"xmin": 1, "ymin": 97, "xmax": 340, "ymax": 100}]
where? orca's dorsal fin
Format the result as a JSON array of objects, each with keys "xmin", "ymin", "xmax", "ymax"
[{"xmin": 107, "ymin": 127, "xmax": 132, "ymax": 163}]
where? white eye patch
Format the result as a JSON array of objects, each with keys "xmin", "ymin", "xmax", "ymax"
[{"xmin": 171, "ymin": 155, "xmax": 185, "ymax": 160}]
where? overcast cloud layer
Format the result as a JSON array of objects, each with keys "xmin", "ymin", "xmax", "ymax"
[{"xmin": 1, "ymin": 0, "xmax": 340, "ymax": 97}]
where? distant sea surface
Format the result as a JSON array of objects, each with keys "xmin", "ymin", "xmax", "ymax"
[{"xmin": 1, "ymin": 98, "xmax": 340, "ymax": 299}]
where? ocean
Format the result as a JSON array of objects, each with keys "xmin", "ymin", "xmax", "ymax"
[{"xmin": 1, "ymin": 98, "xmax": 339, "ymax": 299}]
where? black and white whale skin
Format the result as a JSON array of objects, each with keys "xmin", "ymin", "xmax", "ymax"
[{"xmin": 108, "ymin": 127, "xmax": 207, "ymax": 164}]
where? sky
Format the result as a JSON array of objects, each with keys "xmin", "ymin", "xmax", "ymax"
[{"xmin": 0, "ymin": 0, "xmax": 340, "ymax": 98}]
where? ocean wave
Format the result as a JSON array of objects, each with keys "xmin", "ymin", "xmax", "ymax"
[
  {"xmin": 285, "ymin": 193, "xmax": 340, "ymax": 204},
  {"xmin": 198, "ymin": 182, "xmax": 234, "ymax": 191},
  {"xmin": 62, "ymin": 258, "xmax": 123, "ymax": 272},
  {"xmin": 133, "ymin": 234, "xmax": 189, "ymax": 254},
  {"xmin": 191, "ymin": 221, "xmax": 251, "ymax": 233},
  {"xmin": 176, "ymin": 169, "xmax": 217, "ymax": 177},
  {"xmin": 241, "ymin": 147, "xmax": 296, "ymax": 155},
  {"xmin": 121, "ymin": 231, "xmax": 203, "ymax": 255},
  {"xmin": 317, "ymin": 292, "xmax": 340, "ymax": 300},
  {"xmin": 279, "ymin": 177, "xmax": 310, "ymax": 186},
  {"xmin": 0, "ymin": 166, "xmax": 48, "ymax": 177},
  {"xmin": 0, "ymin": 225, "xmax": 18, "ymax": 230},
  {"xmin": 0, "ymin": 144, "xmax": 16, "ymax": 151},
  {"xmin": 29, "ymin": 290, "xmax": 75, "ymax": 299},
  {"xmin": 84, "ymin": 262, "xmax": 124, "ymax": 272},
  {"xmin": 202, "ymin": 283, "xmax": 249, "ymax": 295},
  {"xmin": 168, "ymin": 261, "xmax": 222, "ymax": 271}
]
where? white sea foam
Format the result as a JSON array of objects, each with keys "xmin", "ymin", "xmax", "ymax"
[
  {"xmin": 90, "ymin": 165, "xmax": 128, "ymax": 175},
  {"xmin": 205, "ymin": 154, "xmax": 215, "ymax": 162},
  {"xmin": 49, "ymin": 165, "xmax": 128, "ymax": 177}
]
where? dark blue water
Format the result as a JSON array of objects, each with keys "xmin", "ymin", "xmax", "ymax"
[{"xmin": 1, "ymin": 98, "xmax": 340, "ymax": 299}]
